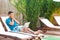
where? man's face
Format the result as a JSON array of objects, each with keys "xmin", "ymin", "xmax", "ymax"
[{"xmin": 9, "ymin": 13, "xmax": 15, "ymax": 18}]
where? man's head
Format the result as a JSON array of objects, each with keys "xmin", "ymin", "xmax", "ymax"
[{"xmin": 8, "ymin": 11, "xmax": 15, "ymax": 18}]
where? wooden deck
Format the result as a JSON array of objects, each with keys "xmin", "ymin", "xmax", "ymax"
[{"xmin": 0, "ymin": 36, "xmax": 14, "ymax": 40}]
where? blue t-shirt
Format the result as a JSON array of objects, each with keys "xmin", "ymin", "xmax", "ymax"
[{"xmin": 6, "ymin": 18, "xmax": 19, "ymax": 31}]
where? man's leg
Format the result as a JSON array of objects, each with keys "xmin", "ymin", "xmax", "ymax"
[
  {"xmin": 20, "ymin": 27, "xmax": 42, "ymax": 35},
  {"xmin": 24, "ymin": 28, "xmax": 41, "ymax": 35},
  {"xmin": 20, "ymin": 28, "xmax": 34, "ymax": 34},
  {"xmin": 20, "ymin": 28, "xmax": 26, "ymax": 32}
]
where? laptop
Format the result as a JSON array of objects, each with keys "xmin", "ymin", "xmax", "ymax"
[
  {"xmin": 18, "ymin": 22, "xmax": 30, "ymax": 28},
  {"xmin": 23, "ymin": 22, "xmax": 30, "ymax": 28}
]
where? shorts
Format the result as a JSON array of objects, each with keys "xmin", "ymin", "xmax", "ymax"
[{"xmin": 12, "ymin": 26, "xmax": 23, "ymax": 32}]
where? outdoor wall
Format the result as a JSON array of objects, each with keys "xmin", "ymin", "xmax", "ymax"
[{"xmin": 0, "ymin": 0, "xmax": 16, "ymax": 16}]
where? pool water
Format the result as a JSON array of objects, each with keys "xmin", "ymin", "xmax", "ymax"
[{"xmin": 41, "ymin": 35, "xmax": 60, "ymax": 40}]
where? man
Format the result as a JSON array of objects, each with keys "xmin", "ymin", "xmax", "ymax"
[{"xmin": 6, "ymin": 11, "xmax": 41, "ymax": 35}]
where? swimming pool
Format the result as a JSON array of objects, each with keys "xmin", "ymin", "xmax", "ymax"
[{"xmin": 41, "ymin": 35, "xmax": 60, "ymax": 40}]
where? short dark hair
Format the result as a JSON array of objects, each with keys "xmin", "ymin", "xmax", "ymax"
[{"xmin": 8, "ymin": 11, "xmax": 13, "ymax": 15}]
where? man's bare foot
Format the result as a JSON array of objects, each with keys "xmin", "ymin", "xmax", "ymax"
[{"xmin": 34, "ymin": 30, "xmax": 42, "ymax": 35}]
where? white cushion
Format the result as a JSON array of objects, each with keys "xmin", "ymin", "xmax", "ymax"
[
  {"xmin": 0, "ymin": 21, "xmax": 5, "ymax": 32},
  {"xmin": 40, "ymin": 18, "xmax": 54, "ymax": 27},
  {"xmin": 54, "ymin": 16, "xmax": 60, "ymax": 25},
  {"xmin": 1, "ymin": 16, "xmax": 11, "ymax": 31},
  {"xmin": 40, "ymin": 18, "xmax": 60, "ymax": 29},
  {"xmin": 0, "ymin": 32, "xmax": 32, "ymax": 39}
]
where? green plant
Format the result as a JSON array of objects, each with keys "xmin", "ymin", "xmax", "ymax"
[
  {"xmin": 39, "ymin": 0, "xmax": 55, "ymax": 19},
  {"xmin": 10, "ymin": 0, "xmax": 26, "ymax": 24},
  {"xmin": 10, "ymin": 0, "xmax": 60, "ymax": 30},
  {"xmin": 26, "ymin": 0, "xmax": 41, "ymax": 30}
]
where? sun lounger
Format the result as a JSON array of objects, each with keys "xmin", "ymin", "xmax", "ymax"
[
  {"xmin": 39, "ymin": 17, "xmax": 60, "ymax": 32},
  {"xmin": 0, "ymin": 20, "xmax": 33, "ymax": 40},
  {"xmin": 54, "ymin": 16, "xmax": 60, "ymax": 25},
  {"xmin": 0, "ymin": 16, "xmax": 41, "ymax": 40},
  {"xmin": 0, "ymin": 16, "xmax": 30, "ymax": 31},
  {"xmin": 0, "ymin": 16, "xmax": 36, "ymax": 36}
]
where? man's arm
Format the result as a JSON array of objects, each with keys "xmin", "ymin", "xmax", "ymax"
[
  {"xmin": 14, "ymin": 19, "xmax": 20, "ymax": 24},
  {"xmin": 12, "ymin": 17, "xmax": 20, "ymax": 25},
  {"xmin": 9, "ymin": 19, "xmax": 14, "ymax": 25}
]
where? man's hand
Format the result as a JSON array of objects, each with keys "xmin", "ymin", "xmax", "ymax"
[
  {"xmin": 11, "ymin": 17, "xmax": 15, "ymax": 20},
  {"xmin": 12, "ymin": 17, "xmax": 20, "ymax": 25},
  {"xmin": 9, "ymin": 17, "xmax": 15, "ymax": 25},
  {"xmin": 14, "ymin": 19, "xmax": 20, "ymax": 25},
  {"xmin": 10, "ymin": 20, "xmax": 14, "ymax": 25}
]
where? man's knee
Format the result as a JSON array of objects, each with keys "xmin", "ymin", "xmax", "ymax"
[{"xmin": 24, "ymin": 28, "xmax": 29, "ymax": 30}]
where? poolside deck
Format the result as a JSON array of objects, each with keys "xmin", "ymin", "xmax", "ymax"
[{"xmin": 0, "ymin": 36, "xmax": 14, "ymax": 40}]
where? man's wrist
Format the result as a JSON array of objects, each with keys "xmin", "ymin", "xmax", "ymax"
[
  {"xmin": 12, "ymin": 19, "xmax": 14, "ymax": 22},
  {"xmin": 12, "ymin": 18, "xmax": 15, "ymax": 20}
]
